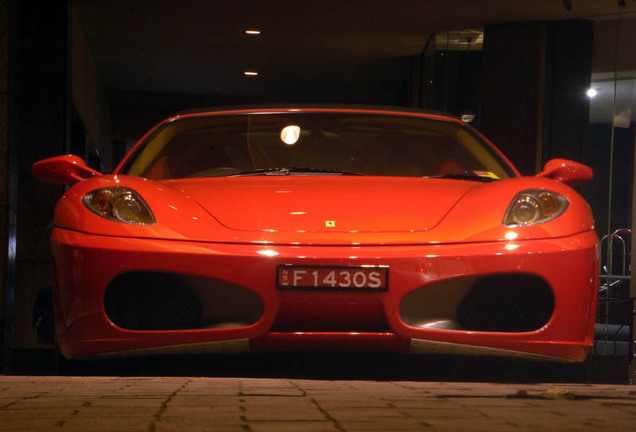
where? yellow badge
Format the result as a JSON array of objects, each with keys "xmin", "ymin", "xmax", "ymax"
[{"xmin": 325, "ymin": 221, "xmax": 336, "ymax": 227}]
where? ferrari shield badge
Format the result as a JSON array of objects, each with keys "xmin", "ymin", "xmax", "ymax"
[{"xmin": 325, "ymin": 220, "xmax": 336, "ymax": 228}]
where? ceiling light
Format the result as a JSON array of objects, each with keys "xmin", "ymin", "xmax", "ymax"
[
  {"xmin": 244, "ymin": 71, "xmax": 258, "ymax": 76},
  {"xmin": 281, "ymin": 125, "xmax": 301, "ymax": 145},
  {"xmin": 245, "ymin": 29, "xmax": 261, "ymax": 35}
]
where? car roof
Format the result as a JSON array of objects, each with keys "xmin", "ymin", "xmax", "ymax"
[{"xmin": 171, "ymin": 104, "xmax": 459, "ymax": 120}]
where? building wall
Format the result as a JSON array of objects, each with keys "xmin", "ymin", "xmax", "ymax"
[
  {"xmin": 1, "ymin": 1, "xmax": 112, "ymax": 354},
  {"xmin": 71, "ymin": 8, "xmax": 112, "ymax": 170},
  {"xmin": 0, "ymin": 0, "xmax": 12, "ymax": 359},
  {"xmin": 9, "ymin": 1, "xmax": 70, "ymax": 351}
]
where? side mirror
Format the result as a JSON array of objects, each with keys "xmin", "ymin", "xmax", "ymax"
[
  {"xmin": 536, "ymin": 158, "xmax": 593, "ymax": 187},
  {"xmin": 32, "ymin": 155, "xmax": 101, "ymax": 185}
]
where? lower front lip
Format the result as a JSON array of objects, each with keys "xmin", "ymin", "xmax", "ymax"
[{"xmin": 51, "ymin": 227, "xmax": 597, "ymax": 362}]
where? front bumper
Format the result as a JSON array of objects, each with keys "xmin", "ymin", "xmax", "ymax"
[{"xmin": 51, "ymin": 228, "xmax": 598, "ymax": 361}]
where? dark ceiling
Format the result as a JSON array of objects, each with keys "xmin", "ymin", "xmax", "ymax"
[{"xmin": 73, "ymin": 0, "xmax": 636, "ymax": 98}]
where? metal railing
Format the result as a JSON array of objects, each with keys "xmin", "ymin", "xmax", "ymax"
[{"xmin": 594, "ymin": 228, "xmax": 632, "ymax": 356}]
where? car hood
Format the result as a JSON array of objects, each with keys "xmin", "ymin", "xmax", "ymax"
[{"xmin": 167, "ymin": 176, "xmax": 481, "ymax": 233}]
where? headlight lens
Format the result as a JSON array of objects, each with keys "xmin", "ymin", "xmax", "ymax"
[
  {"xmin": 503, "ymin": 189, "xmax": 568, "ymax": 227},
  {"xmin": 83, "ymin": 187, "xmax": 155, "ymax": 225}
]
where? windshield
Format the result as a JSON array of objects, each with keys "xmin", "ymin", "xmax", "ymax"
[{"xmin": 121, "ymin": 112, "xmax": 515, "ymax": 181}]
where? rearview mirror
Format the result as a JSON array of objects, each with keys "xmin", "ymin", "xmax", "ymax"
[
  {"xmin": 32, "ymin": 155, "xmax": 101, "ymax": 185},
  {"xmin": 536, "ymin": 158, "xmax": 592, "ymax": 186}
]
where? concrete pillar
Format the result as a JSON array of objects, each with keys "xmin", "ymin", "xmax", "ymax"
[
  {"xmin": 632, "ymin": 131, "xmax": 636, "ymax": 382},
  {"xmin": 0, "ymin": 0, "xmax": 15, "ymax": 371},
  {"xmin": 6, "ymin": 0, "xmax": 70, "ymax": 357},
  {"xmin": 480, "ymin": 22, "xmax": 549, "ymax": 175},
  {"xmin": 480, "ymin": 20, "xmax": 593, "ymax": 175},
  {"xmin": 542, "ymin": 20, "xmax": 594, "ymax": 164},
  {"xmin": 71, "ymin": 8, "xmax": 113, "ymax": 170}
]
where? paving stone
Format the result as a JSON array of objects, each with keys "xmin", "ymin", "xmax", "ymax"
[
  {"xmin": 242, "ymin": 408, "xmax": 327, "ymax": 421},
  {"xmin": 0, "ymin": 409, "xmax": 68, "ymax": 419},
  {"xmin": 55, "ymin": 417, "xmax": 151, "ymax": 432},
  {"xmin": 399, "ymin": 407, "xmax": 486, "ymax": 420},
  {"xmin": 248, "ymin": 421, "xmax": 339, "ymax": 432},
  {"xmin": 70, "ymin": 398, "xmax": 163, "ymax": 408},
  {"xmin": 162, "ymin": 405, "xmax": 242, "ymax": 415},
  {"xmin": 0, "ymin": 419, "xmax": 65, "ymax": 432},
  {"xmin": 601, "ymin": 401, "xmax": 636, "ymax": 413},
  {"xmin": 413, "ymin": 417, "xmax": 517, "ymax": 431},
  {"xmin": 154, "ymin": 425, "xmax": 248, "ymax": 432},
  {"xmin": 381, "ymin": 398, "xmax": 459, "ymax": 409},
  {"xmin": 0, "ymin": 417, "xmax": 149, "ymax": 432},
  {"xmin": 336, "ymin": 419, "xmax": 428, "ymax": 431},
  {"xmin": 456, "ymin": 397, "xmax": 543, "ymax": 408},
  {"xmin": 313, "ymin": 400, "xmax": 394, "ymax": 409},
  {"xmin": 325, "ymin": 409, "xmax": 409, "ymax": 421},
  {"xmin": 156, "ymin": 416, "xmax": 245, "ymax": 425},
  {"xmin": 1, "ymin": 377, "xmax": 634, "ymax": 432}
]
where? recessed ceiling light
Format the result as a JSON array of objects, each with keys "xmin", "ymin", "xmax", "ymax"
[
  {"xmin": 244, "ymin": 71, "xmax": 258, "ymax": 76},
  {"xmin": 245, "ymin": 29, "xmax": 261, "ymax": 35},
  {"xmin": 281, "ymin": 125, "xmax": 301, "ymax": 145}
]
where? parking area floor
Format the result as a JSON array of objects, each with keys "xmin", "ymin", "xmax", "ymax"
[{"xmin": 1, "ymin": 375, "xmax": 635, "ymax": 432}]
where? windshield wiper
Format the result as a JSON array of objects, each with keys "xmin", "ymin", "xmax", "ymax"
[
  {"xmin": 230, "ymin": 167, "xmax": 364, "ymax": 177},
  {"xmin": 424, "ymin": 173, "xmax": 498, "ymax": 182},
  {"xmin": 229, "ymin": 167, "xmax": 290, "ymax": 176}
]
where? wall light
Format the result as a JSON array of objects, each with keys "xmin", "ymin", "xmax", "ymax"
[
  {"xmin": 460, "ymin": 114, "xmax": 476, "ymax": 123},
  {"xmin": 245, "ymin": 29, "xmax": 261, "ymax": 35},
  {"xmin": 586, "ymin": 88, "xmax": 597, "ymax": 98},
  {"xmin": 244, "ymin": 71, "xmax": 258, "ymax": 76}
]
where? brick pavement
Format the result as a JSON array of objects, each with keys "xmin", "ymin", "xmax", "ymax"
[{"xmin": 0, "ymin": 376, "xmax": 635, "ymax": 432}]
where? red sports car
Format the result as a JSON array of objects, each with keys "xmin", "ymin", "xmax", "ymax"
[{"xmin": 33, "ymin": 106, "xmax": 598, "ymax": 362}]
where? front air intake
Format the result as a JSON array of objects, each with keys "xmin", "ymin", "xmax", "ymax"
[
  {"xmin": 104, "ymin": 272, "xmax": 263, "ymax": 331},
  {"xmin": 399, "ymin": 273, "xmax": 554, "ymax": 333},
  {"xmin": 456, "ymin": 274, "xmax": 554, "ymax": 332}
]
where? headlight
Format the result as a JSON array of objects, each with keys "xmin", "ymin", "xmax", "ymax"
[
  {"xmin": 503, "ymin": 189, "xmax": 568, "ymax": 227},
  {"xmin": 83, "ymin": 187, "xmax": 155, "ymax": 225}
]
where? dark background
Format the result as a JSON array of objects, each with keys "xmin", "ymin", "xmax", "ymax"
[{"xmin": 1, "ymin": 0, "xmax": 635, "ymax": 378}]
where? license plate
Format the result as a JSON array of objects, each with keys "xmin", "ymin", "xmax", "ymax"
[{"xmin": 277, "ymin": 265, "xmax": 388, "ymax": 291}]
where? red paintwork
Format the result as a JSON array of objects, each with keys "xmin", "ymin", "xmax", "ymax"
[
  {"xmin": 52, "ymin": 175, "xmax": 594, "ymax": 245},
  {"xmin": 33, "ymin": 155, "xmax": 100, "ymax": 185},
  {"xmin": 34, "ymin": 107, "xmax": 599, "ymax": 362},
  {"xmin": 537, "ymin": 158, "xmax": 594, "ymax": 186}
]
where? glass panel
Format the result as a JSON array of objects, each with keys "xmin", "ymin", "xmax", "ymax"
[
  {"xmin": 589, "ymin": 17, "xmax": 635, "ymax": 358},
  {"xmin": 123, "ymin": 112, "xmax": 514, "ymax": 180},
  {"xmin": 420, "ymin": 29, "xmax": 483, "ymax": 125}
]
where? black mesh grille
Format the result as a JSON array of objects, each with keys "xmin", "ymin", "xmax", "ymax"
[
  {"xmin": 104, "ymin": 271, "xmax": 264, "ymax": 331},
  {"xmin": 104, "ymin": 272, "xmax": 204, "ymax": 330},
  {"xmin": 456, "ymin": 274, "xmax": 554, "ymax": 332}
]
